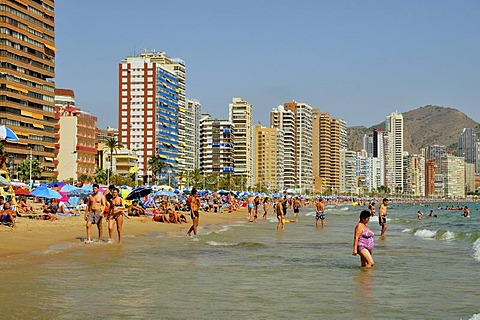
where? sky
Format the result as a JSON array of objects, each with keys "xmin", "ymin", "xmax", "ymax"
[{"xmin": 54, "ymin": 0, "xmax": 480, "ymax": 129}]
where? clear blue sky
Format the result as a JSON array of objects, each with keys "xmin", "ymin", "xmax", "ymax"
[{"xmin": 55, "ymin": 0, "xmax": 480, "ymax": 129}]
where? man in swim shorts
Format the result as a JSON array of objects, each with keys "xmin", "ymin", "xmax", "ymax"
[
  {"xmin": 379, "ymin": 198, "xmax": 388, "ymax": 236},
  {"xmin": 85, "ymin": 183, "xmax": 106, "ymax": 243},
  {"xmin": 246, "ymin": 194, "xmax": 254, "ymax": 222},
  {"xmin": 315, "ymin": 197, "xmax": 325, "ymax": 228}
]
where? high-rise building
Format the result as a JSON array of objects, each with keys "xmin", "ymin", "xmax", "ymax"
[
  {"xmin": 425, "ymin": 159, "xmax": 436, "ymax": 197},
  {"xmin": 54, "ymin": 89, "xmax": 97, "ymax": 181},
  {"xmin": 312, "ymin": 110, "xmax": 341, "ymax": 193},
  {"xmin": 199, "ymin": 114, "xmax": 234, "ymax": 176},
  {"xmin": 0, "ymin": 0, "xmax": 56, "ymax": 180},
  {"xmin": 253, "ymin": 125, "xmax": 284, "ymax": 191},
  {"xmin": 427, "ymin": 144, "xmax": 447, "ymax": 163},
  {"xmin": 465, "ymin": 163, "xmax": 475, "ymax": 193},
  {"xmin": 440, "ymin": 155, "xmax": 465, "ymax": 198},
  {"xmin": 458, "ymin": 128, "xmax": 477, "ymax": 165},
  {"xmin": 340, "ymin": 149, "xmax": 356, "ymax": 195},
  {"xmin": 229, "ymin": 98, "xmax": 252, "ymax": 187},
  {"xmin": 270, "ymin": 105, "xmax": 296, "ymax": 189},
  {"xmin": 403, "ymin": 154, "xmax": 425, "ymax": 197},
  {"xmin": 385, "ymin": 112, "xmax": 404, "ymax": 193},
  {"xmin": 186, "ymin": 99, "xmax": 201, "ymax": 171},
  {"xmin": 118, "ymin": 52, "xmax": 180, "ymax": 183}
]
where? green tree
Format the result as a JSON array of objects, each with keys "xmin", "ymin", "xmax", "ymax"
[
  {"xmin": 189, "ymin": 169, "xmax": 203, "ymax": 187},
  {"xmin": 94, "ymin": 167, "xmax": 108, "ymax": 185},
  {"xmin": 16, "ymin": 159, "xmax": 42, "ymax": 182},
  {"xmin": 104, "ymin": 137, "xmax": 121, "ymax": 185},
  {"xmin": 148, "ymin": 155, "xmax": 167, "ymax": 183}
]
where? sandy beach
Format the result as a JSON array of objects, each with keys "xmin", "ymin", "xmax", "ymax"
[{"xmin": 0, "ymin": 207, "xmax": 248, "ymax": 258}]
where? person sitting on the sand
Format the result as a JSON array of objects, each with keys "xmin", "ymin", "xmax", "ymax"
[
  {"xmin": 153, "ymin": 213, "xmax": 169, "ymax": 223},
  {"xmin": 128, "ymin": 201, "xmax": 146, "ymax": 216},
  {"xmin": 57, "ymin": 201, "xmax": 78, "ymax": 215},
  {"xmin": 17, "ymin": 197, "xmax": 35, "ymax": 214},
  {"xmin": 0, "ymin": 201, "xmax": 16, "ymax": 227}
]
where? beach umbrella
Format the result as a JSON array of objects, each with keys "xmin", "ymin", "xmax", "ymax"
[
  {"xmin": 31, "ymin": 185, "xmax": 61, "ymax": 199},
  {"xmin": 59, "ymin": 184, "xmax": 77, "ymax": 193},
  {"xmin": 14, "ymin": 188, "xmax": 31, "ymax": 196},
  {"xmin": 156, "ymin": 185, "xmax": 173, "ymax": 191},
  {"xmin": 65, "ymin": 188, "xmax": 91, "ymax": 197},
  {"xmin": 0, "ymin": 176, "xmax": 11, "ymax": 186},
  {"xmin": 154, "ymin": 190, "xmax": 176, "ymax": 197},
  {"xmin": 126, "ymin": 186, "xmax": 152, "ymax": 200},
  {"xmin": 0, "ymin": 125, "xmax": 19, "ymax": 141}
]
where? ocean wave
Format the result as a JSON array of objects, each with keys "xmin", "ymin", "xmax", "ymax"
[
  {"xmin": 414, "ymin": 229, "xmax": 437, "ymax": 239},
  {"xmin": 472, "ymin": 239, "xmax": 480, "ymax": 263},
  {"xmin": 402, "ymin": 228, "xmax": 412, "ymax": 233},
  {"xmin": 468, "ymin": 313, "xmax": 480, "ymax": 320},
  {"xmin": 440, "ymin": 231, "xmax": 456, "ymax": 241},
  {"xmin": 206, "ymin": 241, "xmax": 266, "ymax": 249}
]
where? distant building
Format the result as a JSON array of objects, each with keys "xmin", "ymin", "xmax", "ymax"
[
  {"xmin": 464, "ymin": 163, "xmax": 475, "ymax": 194},
  {"xmin": 229, "ymin": 98, "xmax": 252, "ymax": 187},
  {"xmin": 440, "ymin": 155, "xmax": 465, "ymax": 198},
  {"xmin": 1, "ymin": 0, "xmax": 56, "ymax": 180},
  {"xmin": 385, "ymin": 112, "xmax": 404, "ymax": 193},
  {"xmin": 458, "ymin": 128, "xmax": 477, "ymax": 165},
  {"xmin": 118, "ymin": 52, "xmax": 181, "ymax": 183},
  {"xmin": 425, "ymin": 159, "xmax": 436, "ymax": 197},
  {"xmin": 253, "ymin": 125, "xmax": 284, "ymax": 191},
  {"xmin": 403, "ymin": 154, "xmax": 425, "ymax": 197},
  {"xmin": 54, "ymin": 89, "xmax": 98, "ymax": 181},
  {"xmin": 185, "ymin": 99, "xmax": 201, "ymax": 171},
  {"xmin": 340, "ymin": 150, "xmax": 357, "ymax": 195},
  {"xmin": 199, "ymin": 114, "xmax": 234, "ymax": 177}
]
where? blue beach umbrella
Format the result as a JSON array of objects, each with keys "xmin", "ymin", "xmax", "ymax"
[
  {"xmin": 31, "ymin": 185, "xmax": 61, "ymax": 199},
  {"xmin": 126, "ymin": 186, "xmax": 152, "ymax": 200},
  {"xmin": 0, "ymin": 125, "xmax": 19, "ymax": 142},
  {"xmin": 154, "ymin": 190, "xmax": 176, "ymax": 197}
]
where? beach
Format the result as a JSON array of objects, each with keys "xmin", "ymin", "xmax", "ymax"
[
  {"xmin": 1, "ymin": 202, "xmax": 480, "ymax": 319},
  {"xmin": 0, "ymin": 206, "xmax": 247, "ymax": 257}
]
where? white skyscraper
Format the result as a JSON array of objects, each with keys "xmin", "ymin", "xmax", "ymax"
[{"xmin": 386, "ymin": 112, "xmax": 404, "ymax": 193}]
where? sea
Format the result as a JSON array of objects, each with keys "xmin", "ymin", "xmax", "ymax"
[{"xmin": 1, "ymin": 202, "xmax": 479, "ymax": 320}]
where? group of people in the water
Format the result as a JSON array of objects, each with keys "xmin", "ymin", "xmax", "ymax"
[{"xmin": 416, "ymin": 205, "xmax": 471, "ymax": 220}]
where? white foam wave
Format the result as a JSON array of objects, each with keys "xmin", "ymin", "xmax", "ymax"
[
  {"xmin": 441, "ymin": 231, "xmax": 456, "ymax": 241},
  {"xmin": 467, "ymin": 313, "xmax": 480, "ymax": 320},
  {"xmin": 472, "ymin": 239, "xmax": 480, "ymax": 263},
  {"xmin": 402, "ymin": 228, "xmax": 412, "ymax": 233},
  {"xmin": 304, "ymin": 212, "xmax": 315, "ymax": 217},
  {"xmin": 216, "ymin": 226, "xmax": 231, "ymax": 233},
  {"xmin": 207, "ymin": 241, "xmax": 238, "ymax": 247},
  {"xmin": 340, "ymin": 207, "xmax": 349, "ymax": 211},
  {"xmin": 414, "ymin": 229, "xmax": 437, "ymax": 239}
]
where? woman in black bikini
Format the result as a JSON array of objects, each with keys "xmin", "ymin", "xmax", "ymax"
[{"xmin": 108, "ymin": 187, "xmax": 127, "ymax": 243}]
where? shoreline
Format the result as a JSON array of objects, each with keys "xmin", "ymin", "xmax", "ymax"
[{"xmin": 0, "ymin": 207, "xmax": 248, "ymax": 258}]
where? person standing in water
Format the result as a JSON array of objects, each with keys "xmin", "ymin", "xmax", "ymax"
[
  {"xmin": 368, "ymin": 201, "xmax": 376, "ymax": 216},
  {"xmin": 378, "ymin": 198, "xmax": 388, "ymax": 236},
  {"xmin": 108, "ymin": 187, "xmax": 128, "ymax": 243},
  {"xmin": 352, "ymin": 210, "xmax": 375, "ymax": 268},
  {"xmin": 315, "ymin": 197, "xmax": 325, "ymax": 228},
  {"xmin": 186, "ymin": 188, "xmax": 200, "ymax": 236},
  {"xmin": 276, "ymin": 198, "xmax": 285, "ymax": 230},
  {"xmin": 85, "ymin": 184, "xmax": 106, "ymax": 243}
]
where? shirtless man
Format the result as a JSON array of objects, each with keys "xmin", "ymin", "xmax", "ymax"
[
  {"xmin": 293, "ymin": 197, "xmax": 301, "ymax": 217},
  {"xmin": 85, "ymin": 183, "xmax": 105, "ymax": 243},
  {"xmin": 186, "ymin": 188, "xmax": 200, "ymax": 236},
  {"xmin": 379, "ymin": 198, "xmax": 388, "ymax": 236},
  {"xmin": 315, "ymin": 197, "xmax": 326, "ymax": 228},
  {"xmin": 276, "ymin": 198, "xmax": 285, "ymax": 230},
  {"xmin": 463, "ymin": 206, "xmax": 470, "ymax": 218},
  {"xmin": 246, "ymin": 194, "xmax": 255, "ymax": 222}
]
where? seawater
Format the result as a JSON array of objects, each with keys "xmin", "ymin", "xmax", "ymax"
[{"xmin": 1, "ymin": 203, "xmax": 480, "ymax": 319}]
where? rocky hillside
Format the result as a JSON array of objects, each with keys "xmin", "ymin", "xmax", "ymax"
[{"xmin": 347, "ymin": 105, "xmax": 480, "ymax": 154}]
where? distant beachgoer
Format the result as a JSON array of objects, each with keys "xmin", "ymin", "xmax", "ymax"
[
  {"xmin": 128, "ymin": 201, "xmax": 146, "ymax": 216},
  {"xmin": 352, "ymin": 210, "xmax": 375, "ymax": 268},
  {"xmin": 108, "ymin": 187, "xmax": 127, "ymax": 243},
  {"xmin": 315, "ymin": 197, "xmax": 325, "ymax": 228},
  {"xmin": 247, "ymin": 194, "xmax": 254, "ymax": 222},
  {"xmin": 17, "ymin": 197, "xmax": 34, "ymax": 214},
  {"xmin": 369, "ymin": 201, "xmax": 376, "ymax": 216},
  {"xmin": 254, "ymin": 196, "xmax": 260, "ymax": 222},
  {"xmin": 276, "ymin": 198, "xmax": 285, "ymax": 230},
  {"xmin": 379, "ymin": 198, "xmax": 388, "ymax": 236},
  {"xmin": 85, "ymin": 183, "xmax": 105, "ymax": 243},
  {"xmin": 429, "ymin": 210, "xmax": 433, "ymax": 217},
  {"xmin": 282, "ymin": 196, "xmax": 288, "ymax": 217},
  {"xmin": 262, "ymin": 197, "xmax": 268, "ymax": 219},
  {"xmin": 186, "ymin": 188, "xmax": 200, "ymax": 236},
  {"xmin": 0, "ymin": 202, "xmax": 16, "ymax": 227},
  {"xmin": 417, "ymin": 211, "xmax": 423, "ymax": 220},
  {"xmin": 463, "ymin": 206, "xmax": 470, "ymax": 218},
  {"xmin": 293, "ymin": 197, "xmax": 301, "ymax": 217}
]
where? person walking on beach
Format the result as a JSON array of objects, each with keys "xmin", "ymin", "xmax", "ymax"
[
  {"xmin": 352, "ymin": 210, "xmax": 375, "ymax": 268},
  {"xmin": 85, "ymin": 183, "xmax": 106, "ymax": 243},
  {"xmin": 246, "ymin": 194, "xmax": 254, "ymax": 222},
  {"xmin": 379, "ymin": 198, "xmax": 388, "ymax": 236},
  {"xmin": 276, "ymin": 198, "xmax": 285, "ymax": 230},
  {"xmin": 108, "ymin": 187, "xmax": 127, "ymax": 243},
  {"xmin": 253, "ymin": 195, "xmax": 260, "ymax": 222},
  {"xmin": 315, "ymin": 197, "xmax": 325, "ymax": 228},
  {"xmin": 293, "ymin": 197, "xmax": 301, "ymax": 217},
  {"xmin": 186, "ymin": 188, "xmax": 200, "ymax": 236}
]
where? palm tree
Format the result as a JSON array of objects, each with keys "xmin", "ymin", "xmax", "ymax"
[
  {"xmin": 16, "ymin": 158, "xmax": 42, "ymax": 182},
  {"xmin": 104, "ymin": 137, "xmax": 121, "ymax": 185},
  {"xmin": 147, "ymin": 155, "xmax": 167, "ymax": 183},
  {"xmin": 189, "ymin": 169, "xmax": 203, "ymax": 188}
]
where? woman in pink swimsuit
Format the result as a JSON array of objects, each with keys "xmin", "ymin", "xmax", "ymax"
[{"xmin": 352, "ymin": 210, "xmax": 375, "ymax": 268}]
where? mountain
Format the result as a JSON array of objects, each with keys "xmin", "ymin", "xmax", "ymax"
[{"xmin": 346, "ymin": 105, "xmax": 480, "ymax": 154}]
